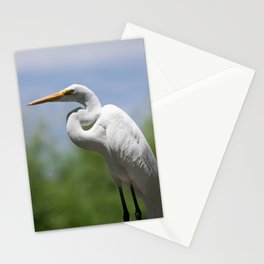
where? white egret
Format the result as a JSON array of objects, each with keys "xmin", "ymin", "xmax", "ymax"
[{"xmin": 28, "ymin": 84, "xmax": 163, "ymax": 221}]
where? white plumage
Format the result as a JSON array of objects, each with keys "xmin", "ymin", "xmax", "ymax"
[{"xmin": 28, "ymin": 84, "xmax": 163, "ymax": 220}]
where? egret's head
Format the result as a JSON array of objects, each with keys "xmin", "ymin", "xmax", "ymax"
[{"xmin": 27, "ymin": 84, "xmax": 93, "ymax": 106}]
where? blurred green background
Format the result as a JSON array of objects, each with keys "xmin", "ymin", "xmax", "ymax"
[
  {"xmin": 27, "ymin": 118, "xmax": 155, "ymax": 231},
  {"xmin": 16, "ymin": 39, "xmax": 158, "ymax": 231}
]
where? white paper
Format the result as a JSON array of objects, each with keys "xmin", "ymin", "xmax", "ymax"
[{"xmin": 122, "ymin": 23, "xmax": 255, "ymax": 247}]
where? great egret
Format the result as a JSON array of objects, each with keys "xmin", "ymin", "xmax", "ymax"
[{"xmin": 28, "ymin": 84, "xmax": 163, "ymax": 221}]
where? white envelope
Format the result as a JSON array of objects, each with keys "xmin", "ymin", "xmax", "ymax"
[{"xmin": 121, "ymin": 23, "xmax": 255, "ymax": 247}]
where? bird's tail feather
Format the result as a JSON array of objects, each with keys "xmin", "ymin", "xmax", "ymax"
[{"xmin": 140, "ymin": 178, "xmax": 163, "ymax": 219}]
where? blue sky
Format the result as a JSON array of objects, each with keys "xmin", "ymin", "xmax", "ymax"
[{"xmin": 16, "ymin": 39, "xmax": 153, "ymax": 150}]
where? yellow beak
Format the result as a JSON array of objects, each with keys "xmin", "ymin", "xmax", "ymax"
[{"xmin": 27, "ymin": 90, "xmax": 66, "ymax": 106}]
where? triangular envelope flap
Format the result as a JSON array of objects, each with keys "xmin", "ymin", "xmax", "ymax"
[
  {"xmin": 127, "ymin": 218, "xmax": 175, "ymax": 242},
  {"xmin": 123, "ymin": 23, "xmax": 238, "ymax": 101}
]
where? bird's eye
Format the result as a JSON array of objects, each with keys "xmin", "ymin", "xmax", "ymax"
[{"xmin": 64, "ymin": 89, "xmax": 74, "ymax": 95}]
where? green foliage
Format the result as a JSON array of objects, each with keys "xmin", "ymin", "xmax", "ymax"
[
  {"xmin": 27, "ymin": 118, "xmax": 156, "ymax": 231},
  {"xmin": 142, "ymin": 116, "xmax": 157, "ymax": 157}
]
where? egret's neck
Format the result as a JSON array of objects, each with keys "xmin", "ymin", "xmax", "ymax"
[
  {"xmin": 66, "ymin": 91, "xmax": 102, "ymax": 150},
  {"xmin": 79, "ymin": 91, "xmax": 102, "ymax": 127}
]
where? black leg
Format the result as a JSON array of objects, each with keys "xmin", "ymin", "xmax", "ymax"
[
  {"xmin": 130, "ymin": 185, "xmax": 142, "ymax": 220},
  {"xmin": 118, "ymin": 187, "xmax": 129, "ymax": 221}
]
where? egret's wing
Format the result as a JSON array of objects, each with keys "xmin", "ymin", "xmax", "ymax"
[
  {"xmin": 103, "ymin": 104, "xmax": 158, "ymax": 179},
  {"xmin": 102, "ymin": 105, "xmax": 162, "ymax": 217}
]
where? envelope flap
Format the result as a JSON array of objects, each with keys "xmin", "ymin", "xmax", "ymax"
[{"xmin": 123, "ymin": 23, "xmax": 239, "ymax": 101}]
